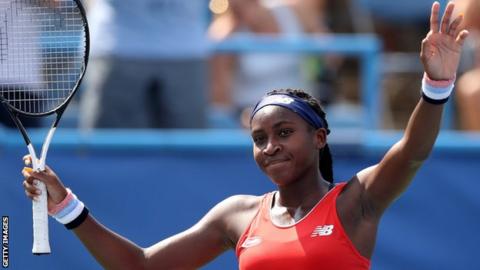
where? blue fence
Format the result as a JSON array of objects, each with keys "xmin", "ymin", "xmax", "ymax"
[{"xmin": 1, "ymin": 129, "xmax": 480, "ymax": 270}]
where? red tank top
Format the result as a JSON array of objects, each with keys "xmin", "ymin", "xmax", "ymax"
[{"xmin": 236, "ymin": 183, "xmax": 370, "ymax": 270}]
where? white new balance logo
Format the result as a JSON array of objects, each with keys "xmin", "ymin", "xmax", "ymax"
[
  {"xmin": 241, "ymin": 236, "xmax": 262, "ymax": 248},
  {"xmin": 310, "ymin": 225, "xmax": 334, "ymax": 237}
]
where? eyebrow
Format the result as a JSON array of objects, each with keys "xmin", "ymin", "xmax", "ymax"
[{"xmin": 251, "ymin": 120, "xmax": 295, "ymax": 134}]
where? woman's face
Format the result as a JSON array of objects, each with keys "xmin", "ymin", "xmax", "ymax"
[{"xmin": 250, "ymin": 106, "xmax": 325, "ymax": 186}]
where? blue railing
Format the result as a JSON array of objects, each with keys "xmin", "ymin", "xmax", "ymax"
[
  {"xmin": 1, "ymin": 128, "xmax": 480, "ymax": 152},
  {"xmin": 2, "ymin": 33, "xmax": 479, "ymax": 148}
]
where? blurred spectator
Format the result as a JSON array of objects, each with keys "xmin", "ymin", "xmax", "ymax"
[
  {"xmin": 208, "ymin": 0, "xmax": 331, "ymax": 128},
  {"xmin": 79, "ymin": 0, "xmax": 210, "ymax": 129},
  {"xmin": 454, "ymin": 0, "xmax": 480, "ymax": 130},
  {"xmin": 346, "ymin": 0, "xmax": 435, "ymax": 129}
]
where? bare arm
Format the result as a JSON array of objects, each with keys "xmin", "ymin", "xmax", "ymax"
[
  {"xmin": 72, "ymin": 203, "xmax": 230, "ymax": 270},
  {"xmin": 355, "ymin": 2, "xmax": 469, "ymax": 214},
  {"xmin": 72, "ymin": 215, "xmax": 147, "ymax": 269},
  {"xmin": 22, "ymin": 165, "xmax": 243, "ymax": 270}
]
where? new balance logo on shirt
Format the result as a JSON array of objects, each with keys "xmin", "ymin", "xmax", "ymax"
[
  {"xmin": 310, "ymin": 225, "xmax": 334, "ymax": 237},
  {"xmin": 241, "ymin": 225, "xmax": 334, "ymax": 249},
  {"xmin": 241, "ymin": 236, "xmax": 263, "ymax": 248}
]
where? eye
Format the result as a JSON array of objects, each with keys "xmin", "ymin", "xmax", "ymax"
[
  {"xmin": 252, "ymin": 134, "xmax": 266, "ymax": 145},
  {"xmin": 279, "ymin": 128, "xmax": 293, "ymax": 137}
]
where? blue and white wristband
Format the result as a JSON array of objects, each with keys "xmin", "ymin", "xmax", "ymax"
[
  {"xmin": 49, "ymin": 189, "xmax": 89, "ymax": 230},
  {"xmin": 421, "ymin": 73, "xmax": 455, "ymax": 104}
]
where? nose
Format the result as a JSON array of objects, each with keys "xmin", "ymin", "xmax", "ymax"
[{"xmin": 263, "ymin": 139, "xmax": 280, "ymax": 156}]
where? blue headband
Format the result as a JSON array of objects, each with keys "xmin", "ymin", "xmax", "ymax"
[{"xmin": 250, "ymin": 93, "xmax": 329, "ymax": 132}]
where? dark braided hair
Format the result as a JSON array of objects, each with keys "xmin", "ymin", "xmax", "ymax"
[{"xmin": 266, "ymin": 88, "xmax": 334, "ymax": 183}]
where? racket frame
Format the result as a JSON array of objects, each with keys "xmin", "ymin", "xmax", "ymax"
[{"xmin": 0, "ymin": 0, "xmax": 90, "ymax": 255}]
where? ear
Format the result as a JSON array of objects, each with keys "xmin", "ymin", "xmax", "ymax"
[{"xmin": 313, "ymin": 128, "xmax": 327, "ymax": 149}]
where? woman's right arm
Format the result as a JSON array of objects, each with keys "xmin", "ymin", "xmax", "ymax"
[
  {"xmin": 22, "ymin": 164, "xmax": 237, "ymax": 270},
  {"xmin": 72, "ymin": 215, "xmax": 147, "ymax": 269},
  {"xmin": 73, "ymin": 202, "xmax": 231, "ymax": 270}
]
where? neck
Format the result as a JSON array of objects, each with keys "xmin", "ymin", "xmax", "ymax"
[{"xmin": 275, "ymin": 171, "xmax": 331, "ymax": 209}]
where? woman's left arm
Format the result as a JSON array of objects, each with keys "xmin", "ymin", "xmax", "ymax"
[{"xmin": 356, "ymin": 2, "xmax": 469, "ymax": 214}]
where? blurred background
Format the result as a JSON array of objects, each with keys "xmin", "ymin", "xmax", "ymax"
[{"xmin": 1, "ymin": 0, "xmax": 480, "ymax": 269}]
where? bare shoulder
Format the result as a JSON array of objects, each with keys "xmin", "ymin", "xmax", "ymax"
[
  {"xmin": 212, "ymin": 194, "xmax": 264, "ymax": 248},
  {"xmin": 202, "ymin": 194, "xmax": 264, "ymax": 227},
  {"xmin": 214, "ymin": 194, "xmax": 264, "ymax": 225},
  {"xmin": 220, "ymin": 194, "xmax": 263, "ymax": 211}
]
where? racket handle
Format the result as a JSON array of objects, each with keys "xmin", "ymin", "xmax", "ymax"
[{"xmin": 32, "ymin": 180, "xmax": 51, "ymax": 255}]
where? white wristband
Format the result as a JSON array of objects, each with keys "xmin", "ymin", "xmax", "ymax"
[
  {"xmin": 56, "ymin": 201, "xmax": 85, "ymax": 225},
  {"xmin": 421, "ymin": 73, "xmax": 455, "ymax": 101}
]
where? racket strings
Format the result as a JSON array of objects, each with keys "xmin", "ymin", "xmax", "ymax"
[{"xmin": 0, "ymin": 0, "xmax": 87, "ymax": 115}]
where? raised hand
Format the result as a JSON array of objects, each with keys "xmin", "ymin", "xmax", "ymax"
[{"xmin": 420, "ymin": 1, "xmax": 469, "ymax": 80}]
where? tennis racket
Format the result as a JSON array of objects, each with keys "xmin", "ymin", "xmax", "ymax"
[{"xmin": 0, "ymin": 0, "xmax": 89, "ymax": 255}]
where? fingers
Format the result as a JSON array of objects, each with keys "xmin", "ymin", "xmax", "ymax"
[
  {"xmin": 22, "ymin": 167, "xmax": 41, "ymax": 201},
  {"xmin": 448, "ymin": 13, "xmax": 464, "ymax": 37},
  {"xmin": 430, "ymin": 1, "xmax": 440, "ymax": 33},
  {"xmin": 21, "ymin": 162, "xmax": 50, "ymax": 189},
  {"xmin": 23, "ymin": 154, "xmax": 40, "ymax": 170},
  {"xmin": 22, "ymin": 167, "xmax": 38, "ymax": 184},
  {"xmin": 430, "ymin": 1, "xmax": 468, "ymax": 44},
  {"xmin": 23, "ymin": 180, "xmax": 41, "ymax": 200},
  {"xmin": 23, "ymin": 154, "xmax": 32, "ymax": 166},
  {"xmin": 440, "ymin": 2, "xmax": 455, "ymax": 34},
  {"xmin": 23, "ymin": 155, "xmax": 51, "ymax": 175},
  {"xmin": 21, "ymin": 159, "xmax": 68, "ymax": 205},
  {"xmin": 456, "ymin": 30, "xmax": 470, "ymax": 46}
]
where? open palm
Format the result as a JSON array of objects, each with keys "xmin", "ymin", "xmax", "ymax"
[{"xmin": 420, "ymin": 2, "xmax": 469, "ymax": 80}]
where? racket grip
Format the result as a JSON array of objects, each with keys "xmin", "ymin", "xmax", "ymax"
[{"xmin": 32, "ymin": 180, "xmax": 51, "ymax": 255}]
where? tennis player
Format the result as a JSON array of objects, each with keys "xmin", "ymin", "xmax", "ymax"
[{"xmin": 22, "ymin": 2, "xmax": 468, "ymax": 269}]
